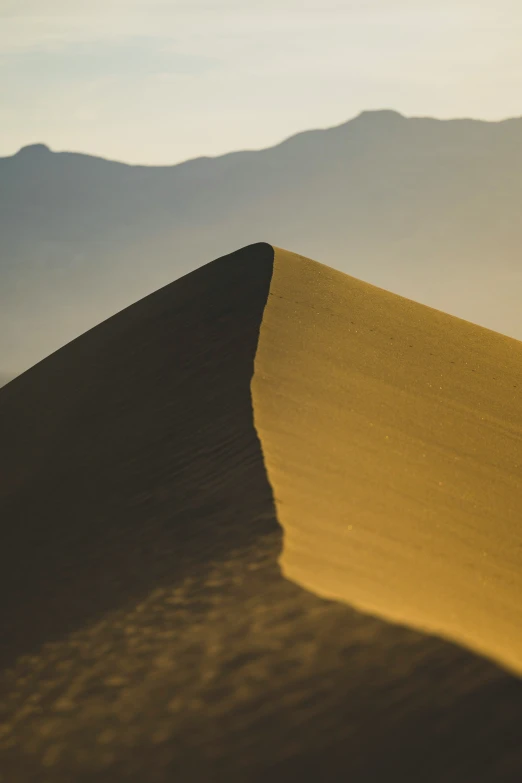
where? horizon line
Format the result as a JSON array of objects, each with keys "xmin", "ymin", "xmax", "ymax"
[{"xmin": 3, "ymin": 108, "xmax": 522, "ymax": 169}]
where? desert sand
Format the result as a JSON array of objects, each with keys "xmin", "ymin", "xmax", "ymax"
[
  {"xmin": 253, "ymin": 247, "xmax": 522, "ymax": 675},
  {"xmin": 1, "ymin": 242, "xmax": 522, "ymax": 782}
]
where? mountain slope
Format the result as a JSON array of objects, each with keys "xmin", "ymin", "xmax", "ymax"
[
  {"xmin": 1, "ymin": 243, "xmax": 522, "ymax": 782},
  {"xmin": 2, "ymin": 110, "xmax": 522, "ymax": 376}
]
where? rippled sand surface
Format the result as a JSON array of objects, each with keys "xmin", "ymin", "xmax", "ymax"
[{"xmin": 253, "ymin": 246, "xmax": 522, "ymax": 674}]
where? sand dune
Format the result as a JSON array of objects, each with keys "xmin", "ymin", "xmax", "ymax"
[{"xmin": 1, "ymin": 243, "xmax": 522, "ymax": 782}]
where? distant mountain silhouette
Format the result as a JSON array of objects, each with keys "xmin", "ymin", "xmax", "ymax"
[
  {"xmin": 14, "ymin": 143, "xmax": 52, "ymax": 157},
  {"xmin": 2, "ymin": 109, "xmax": 522, "ymax": 375}
]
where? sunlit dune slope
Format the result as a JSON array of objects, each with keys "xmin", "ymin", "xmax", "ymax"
[
  {"xmin": 2, "ymin": 242, "xmax": 522, "ymax": 783},
  {"xmin": 253, "ymin": 246, "xmax": 522, "ymax": 675}
]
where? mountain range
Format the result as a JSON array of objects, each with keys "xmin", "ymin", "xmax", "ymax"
[{"xmin": 2, "ymin": 109, "xmax": 522, "ymax": 378}]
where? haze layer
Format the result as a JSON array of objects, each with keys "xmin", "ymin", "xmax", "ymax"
[{"xmin": 3, "ymin": 111, "xmax": 522, "ymax": 377}]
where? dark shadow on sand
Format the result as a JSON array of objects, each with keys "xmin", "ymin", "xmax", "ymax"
[{"xmin": 0, "ymin": 242, "xmax": 276, "ymax": 667}]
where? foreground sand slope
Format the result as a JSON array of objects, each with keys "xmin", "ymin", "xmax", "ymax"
[{"xmin": 253, "ymin": 247, "xmax": 522, "ymax": 675}]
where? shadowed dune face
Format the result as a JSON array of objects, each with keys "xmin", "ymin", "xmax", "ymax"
[
  {"xmin": 0, "ymin": 242, "xmax": 275, "ymax": 666},
  {"xmin": 252, "ymin": 246, "xmax": 522, "ymax": 675},
  {"xmin": 2, "ymin": 243, "xmax": 522, "ymax": 782}
]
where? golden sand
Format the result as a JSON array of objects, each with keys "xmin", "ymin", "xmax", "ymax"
[{"xmin": 252, "ymin": 246, "xmax": 522, "ymax": 675}]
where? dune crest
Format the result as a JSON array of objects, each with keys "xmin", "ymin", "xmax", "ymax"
[{"xmin": 252, "ymin": 246, "xmax": 522, "ymax": 675}]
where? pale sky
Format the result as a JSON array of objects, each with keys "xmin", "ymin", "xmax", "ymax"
[{"xmin": 1, "ymin": 0, "xmax": 521, "ymax": 164}]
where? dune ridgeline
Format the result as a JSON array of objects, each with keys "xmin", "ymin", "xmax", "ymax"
[{"xmin": 1, "ymin": 243, "xmax": 522, "ymax": 782}]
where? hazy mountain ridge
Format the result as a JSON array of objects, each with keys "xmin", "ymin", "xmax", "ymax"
[{"xmin": 2, "ymin": 109, "xmax": 522, "ymax": 376}]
